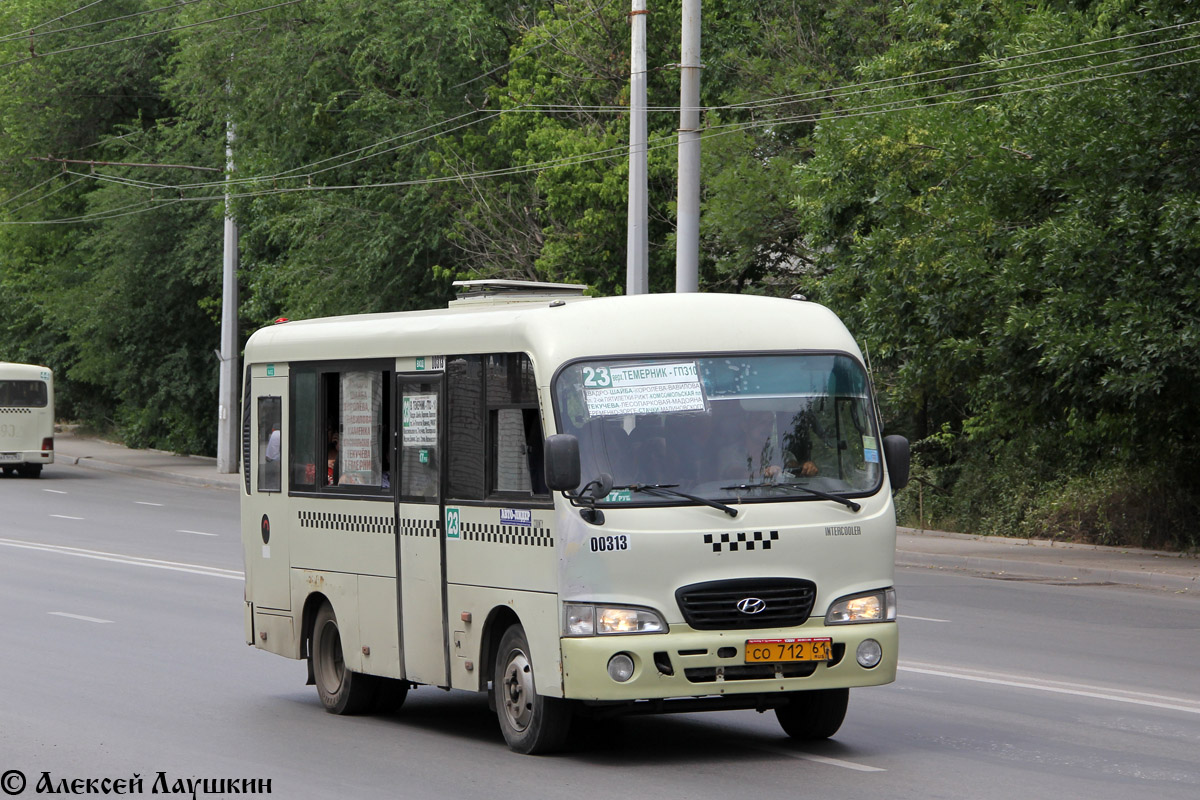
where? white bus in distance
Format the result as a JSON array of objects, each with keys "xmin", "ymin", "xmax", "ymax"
[
  {"xmin": 239, "ymin": 282, "xmax": 910, "ymax": 754},
  {"xmin": 0, "ymin": 361, "xmax": 54, "ymax": 478}
]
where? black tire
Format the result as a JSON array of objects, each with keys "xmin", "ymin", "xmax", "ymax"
[
  {"xmin": 311, "ymin": 602, "xmax": 377, "ymax": 715},
  {"xmin": 372, "ymin": 678, "xmax": 410, "ymax": 714},
  {"xmin": 775, "ymin": 688, "xmax": 849, "ymax": 740},
  {"xmin": 19, "ymin": 464, "xmax": 42, "ymax": 478},
  {"xmin": 493, "ymin": 624, "xmax": 572, "ymax": 754}
]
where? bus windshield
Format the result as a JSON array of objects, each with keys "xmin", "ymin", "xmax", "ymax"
[{"xmin": 553, "ymin": 354, "xmax": 882, "ymax": 505}]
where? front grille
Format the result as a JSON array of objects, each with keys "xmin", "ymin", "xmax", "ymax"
[
  {"xmin": 675, "ymin": 578, "xmax": 817, "ymax": 630},
  {"xmin": 684, "ymin": 663, "xmax": 818, "ymax": 683}
]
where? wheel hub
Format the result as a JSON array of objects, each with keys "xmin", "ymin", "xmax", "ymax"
[{"xmin": 500, "ymin": 649, "xmax": 534, "ymax": 732}]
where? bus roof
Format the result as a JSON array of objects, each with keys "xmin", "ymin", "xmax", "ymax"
[
  {"xmin": 243, "ymin": 293, "xmax": 864, "ymax": 376},
  {"xmin": 0, "ymin": 361, "xmax": 52, "ymax": 379}
]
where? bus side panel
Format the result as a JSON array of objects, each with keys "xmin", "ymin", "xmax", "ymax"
[
  {"xmin": 358, "ymin": 574, "xmax": 402, "ymax": 679},
  {"xmin": 444, "ymin": 505, "xmax": 557, "ymax": 592},
  {"xmin": 290, "ymin": 499, "xmax": 397, "ymax": 578},
  {"xmin": 293, "ymin": 569, "xmax": 363, "ymax": 673},
  {"xmin": 252, "ymin": 609, "xmax": 298, "ymax": 659},
  {"xmin": 446, "ymin": 584, "xmax": 561, "ymax": 696}
]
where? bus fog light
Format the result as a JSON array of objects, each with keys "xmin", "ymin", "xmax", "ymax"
[
  {"xmin": 607, "ymin": 653, "xmax": 635, "ymax": 682},
  {"xmin": 856, "ymin": 639, "xmax": 883, "ymax": 669}
]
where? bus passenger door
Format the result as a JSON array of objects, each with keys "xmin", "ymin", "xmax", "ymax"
[
  {"xmin": 247, "ymin": 370, "xmax": 290, "ymax": 613},
  {"xmin": 394, "ymin": 374, "xmax": 448, "ymax": 686}
]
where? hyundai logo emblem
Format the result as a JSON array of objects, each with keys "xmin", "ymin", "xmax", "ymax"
[{"xmin": 736, "ymin": 597, "xmax": 767, "ymax": 615}]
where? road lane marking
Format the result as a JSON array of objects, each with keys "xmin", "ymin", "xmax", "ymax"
[
  {"xmin": 0, "ymin": 537, "xmax": 243, "ymax": 581},
  {"xmin": 898, "ymin": 614, "xmax": 950, "ymax": 622},
  {"xmin": 750, "ymin": 744, "xmax": 885, "ymax": 772},
  {"xmin": 49, "ymin": 612, "xmax": 113, "ymax": 624},
  {"xmin": 135, "ymin": 501, "xmax": 163, "ymax": 507},
  {"xmin": 43, "ymin": 489, "xmax": 67, "ymax": 494},
  {"xmin": 49, "ymin": 514, "xmax": 84, "ymax": 520},
  {"xmin": 177, "ymin": 529, "xmax": 219, "ymax": 537},
  {"xmin": 900, "ymin": 662, "xmax": 1200, "ymax": 715}
]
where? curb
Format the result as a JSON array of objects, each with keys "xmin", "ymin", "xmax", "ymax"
[
  {"xmin": 894, "ymin": 550, "xmax": 1197, "ymax": 594},
  {"xmin": 61, "ymin": 453, "xmax": 239, "ymax": 492}
]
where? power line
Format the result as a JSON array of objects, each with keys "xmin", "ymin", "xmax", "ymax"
[
  {"xmin": 0, "ymin": 0, "xmax": 206, "ymax": 45},
  {"xmin": 13, "ymin": 0, "xmax": 110, "ymax": 36},
  {"xmin": 452, "ymin": 0, "xmax": 622, "ymax": 89},
  {"xmin": 0, "ymin": 0, "xmax": 306, "ymax": 70},
  {"xmin": 6, "ymin": 21, "xmax": 1199, "ymax": 224},
  {"xmin": 724, "ymin": 18, "xmax": 1200, "ymax": 112},
  {"xmin": 59, "ymin": 28, "xmax": 1200, "ymax": 197}
]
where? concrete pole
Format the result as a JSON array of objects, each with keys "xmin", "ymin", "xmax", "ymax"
[
  {"xmin": 626, "ymin": 0, "xmax": 649, "ymax": 295},
  {"xmin": 216, "ymin": 120, "xmax": 240, "ymax": 473},
  {"xmin": 675, "ymin": 0, "xmax": 701, "ymax": 293}
]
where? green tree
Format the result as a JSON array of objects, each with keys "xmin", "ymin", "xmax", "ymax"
[{"xmin": 795, "ymin": 0, "xmax": 1200, "ymax": 545}]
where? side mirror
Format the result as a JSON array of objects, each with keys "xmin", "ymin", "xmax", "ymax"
[
  {"xmin": 883, "ymin": 435, "xmax": 910, "ymax": 492},
  {"xmin": 544, "ymin": 434, "xmax": 582, "ymax": 492}
]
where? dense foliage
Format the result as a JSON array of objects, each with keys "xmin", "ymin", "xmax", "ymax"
[{"xmin": 1, "ymin": 0, "xmax": 1196, "ymax": 547}]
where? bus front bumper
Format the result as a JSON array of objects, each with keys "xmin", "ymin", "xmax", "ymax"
[{"xmin": 560, "ymin": 621, "xmax": 897, "ymax": 702}]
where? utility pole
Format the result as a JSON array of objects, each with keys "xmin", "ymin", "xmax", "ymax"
[
  {"xmin": 626, "ymin": 1, "xmax": 649, "ymax": 295},
  {"xmin": 675, "ymin": 0, "xmax": 701, "ymax": 293},
  {"xmin": 216, "ymin": 120, "xmax": 240, "ymax": 474}
]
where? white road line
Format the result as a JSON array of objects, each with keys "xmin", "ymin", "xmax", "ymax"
[
  {"xmin": 49, "ymin": 514, "xmax": 84, "ymax": 520},
  {"xmin": 177, "ymin": 529, "xmax": 218, "ymax": 537},
  {"xmin": 0, "ymin": 537, "xmax": 243, "ymax": 581},
  {"xmin": 43, "ymin": 489, "xmax": 67, "ymax": 494},
  {"xmin": 49, "ymin": 612, "xmax": 113, "ymax": 624},
  {"xmin": 752, "ymin": 744, "xmax": 885, "ymax": 772},
  {"xmin": 900, "ymin": 662, "xmax": 1200, "ymax": 715},
  {"xmin": 898, "ymin": 614, "xmax": 950, "ymax": 623},
  {"xmin": 135, "ymin": 501, "xmax": 163, "ymax": 507}
]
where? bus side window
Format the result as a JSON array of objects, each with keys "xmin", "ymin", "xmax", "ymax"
[
  {"xmin": 447, "ymin": 356, "xmax": 486, "ymax": 500},
  {"xmin": 291, "ymin": 371, "xmax": 319, "ymax": 490},
  {"xmin": 486, "ymin": 354, "xmax": 547, "ymax": 498},
  {"xmin": 257, "ymin": 396, "xmax": 282, "ymax": 493}
]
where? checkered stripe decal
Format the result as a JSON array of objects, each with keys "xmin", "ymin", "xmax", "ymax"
[
  {"xmin": 0, "ymin": 407, "xmax": 32, "ymax": 414},
  {"xmin": 704, "ymin": 530, "xmax": 779, "ymax": 553},
  {"xmin": 399, "ymin": 518, "xmax": 440, "ymax": 538},
  {"xmin": 461, "ymin": 522, "xmax": 554, "ymax": 548},
  {"xmin": 298, "ymin": 510, "xmax": 395, "ymax": 535}
]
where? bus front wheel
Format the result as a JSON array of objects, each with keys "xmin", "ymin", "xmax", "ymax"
[
  {"xmin": 775, "ymin": 688, "xmax": 849, "ymax": 740},
  {"xmin": 492, "ymin": 624, "xmax": 571, "ymax": 754},
  {"xmin": 311, "ymin": 602, "xmax": 376, "ymax": 715}
]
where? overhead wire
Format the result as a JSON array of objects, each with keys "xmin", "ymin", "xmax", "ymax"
[
  {"xmin": 9, "ymin": 47, "xmax": 1198, "ymax": 225},
  {"xmin": 164, "ymin": 18, "xmax": 1200, "ymax": 193},
  {"xmin": 0, "ymin": 0, "xmax": 306, "ymax": 70},
  {"xmin": 451, "ymin": 0, "xmax": 622, "ymax": 89},
  {"xmin": 9, "ymin": 0, "xmax": 110, "ymax": 36},
  {"xmin": 0, "ymin": 0, "xmax": 207, "ymax": 45},
  {"xmin": 81, "ymin": 25, "xmax": 1200, "ymax": 196},
  {"xmin": 4, "ymin": 17, "xmax": 1199, "ymax": 224}
]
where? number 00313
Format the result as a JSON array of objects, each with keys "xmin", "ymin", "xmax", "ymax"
[{"xmin": 744, "ymin": 638, "xmax": 832, "ymax": 663}]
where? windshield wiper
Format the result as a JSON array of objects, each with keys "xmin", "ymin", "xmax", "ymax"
[
  {"xmin": 615, "ymin": 483, "xmax": 739, "ymax": 518},
  {"xmin": 719, "ymin": 481, "xmax": 862, "ymax": 512}
]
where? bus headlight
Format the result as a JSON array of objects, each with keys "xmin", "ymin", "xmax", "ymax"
[
  {"xmin": 564, "ymin": 604, "xmax": 667, "ymax": 636},
  {"xmin": 824, "ymin": 588, "xmax": 897, "ymax": 625}
]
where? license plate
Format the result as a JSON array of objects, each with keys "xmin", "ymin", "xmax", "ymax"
[
  {"xmin": 745, "ymin": 638, "xmax": 832, "ymax": 663},
  {"xmin": 0, "ymin": 453, "xmax": 20, "ymax": 463}
]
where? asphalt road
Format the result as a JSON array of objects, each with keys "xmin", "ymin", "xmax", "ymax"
[{"xmin": 2, "ymin": 464, "xmax": 1198, "ymax": 799}]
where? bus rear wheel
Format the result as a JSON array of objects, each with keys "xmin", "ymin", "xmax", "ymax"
[
  {"xmin": 311, "ymin": 602, "xmax": 376, "ymax": 715},
  {"xmin": 18, "ymin": 464, "xmax": 42, "ymax": 478},
  {"xmin": 775, "ymin": 688, "xmax": 849, "ymax": 740},
  {"xmin": 492, "ymin": 624, "xmax": 572, "ymax": 754}
]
